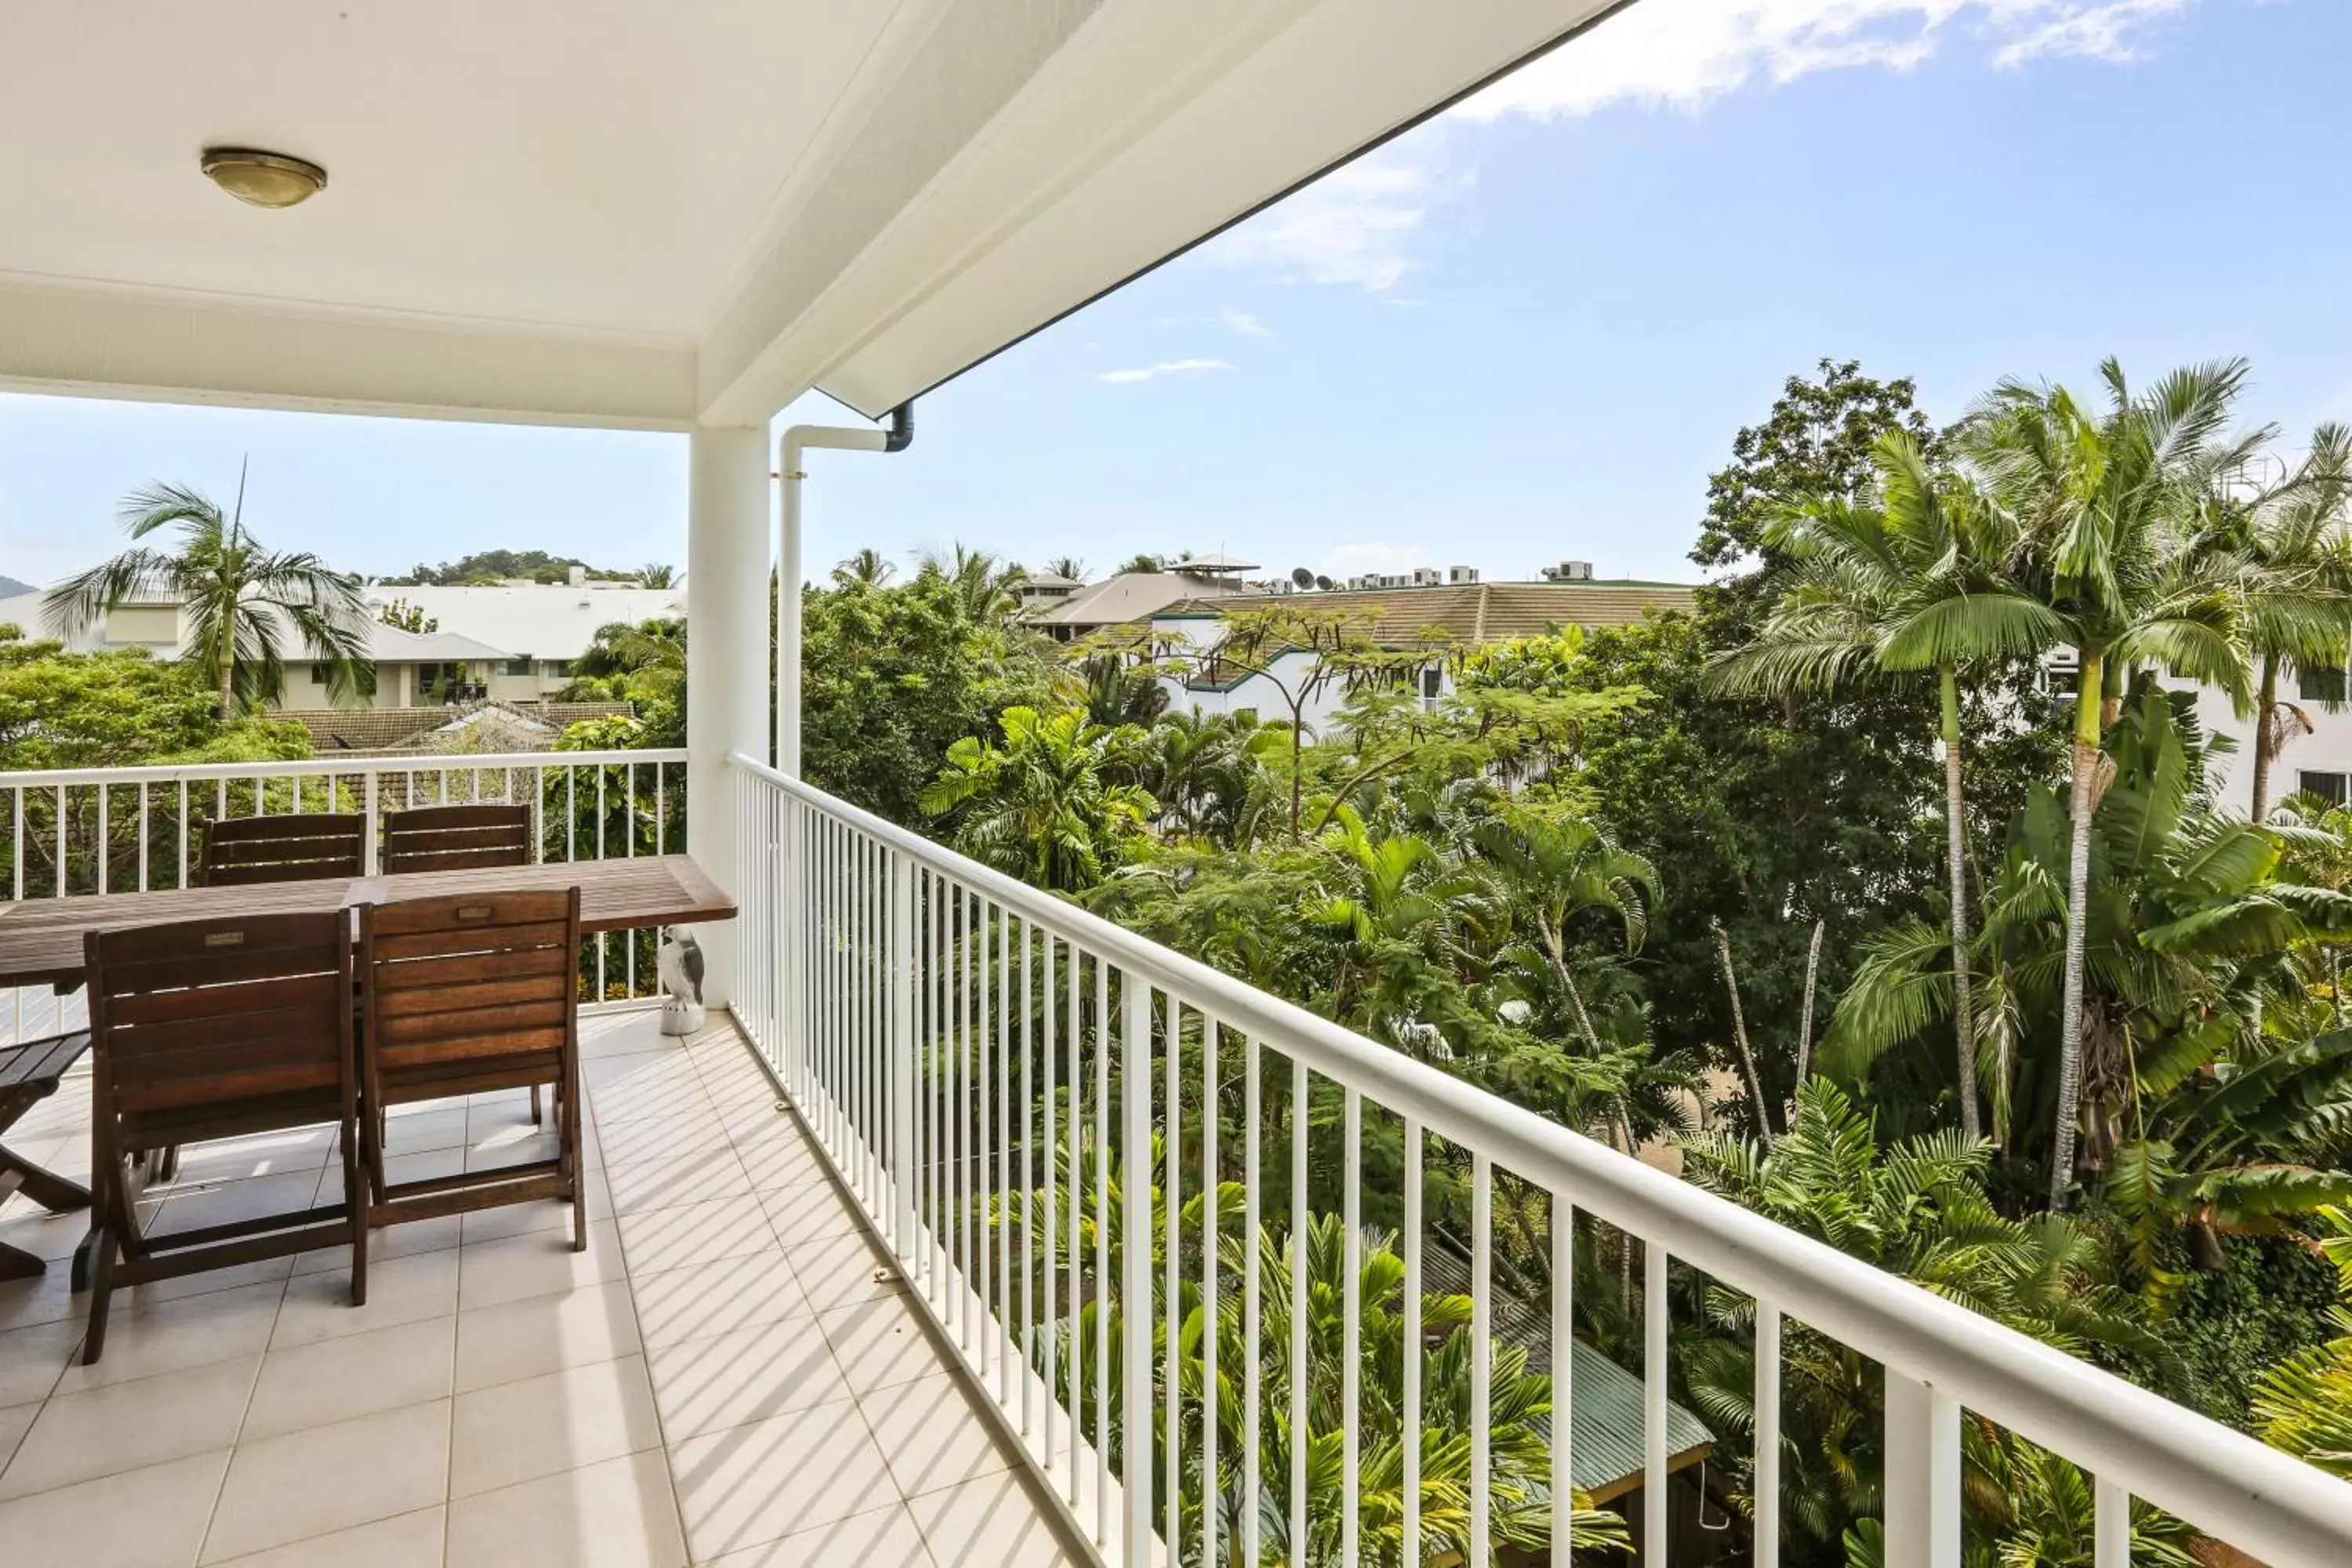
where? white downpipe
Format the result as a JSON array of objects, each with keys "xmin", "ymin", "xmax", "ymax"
[{"xmin": 776, "ymin": 421, "xmax": 890, "ymax": 778}]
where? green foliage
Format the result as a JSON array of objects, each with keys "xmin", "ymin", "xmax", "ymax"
[
  {"xmin": 384, "ymin": 548, "xmax": 634, "ymax": 586},
  {"xmin": 0, "ymin": 636, "xmax": 307, "ymax": 772},
  {"xmin": 376, "ymin": 597, "xmax": 437, "ymax": 633},
  {"xmin": 800, "ymin": 568, "xmax": 1054, "ymax": 825},
  {"xmin": 919, "ymin": 706, "xmax": 1156, "ymax": 891},
  {"xmin": 562, "ymin": 617, "xmax": 685, "ymax": 743}
]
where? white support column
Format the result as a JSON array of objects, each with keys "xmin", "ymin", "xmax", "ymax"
[
  {"xmin": 686, "ymin": 424, "xmax": 771, "ymax": 1009},
  {"xmin": 1884, "ymin": 1370, "xmax": 1962, "ymax": 1568}
]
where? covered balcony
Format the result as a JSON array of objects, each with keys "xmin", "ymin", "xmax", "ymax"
[{"xmin": 5, "ymin": 5, "xmax": 2352, "ymax": 1567}]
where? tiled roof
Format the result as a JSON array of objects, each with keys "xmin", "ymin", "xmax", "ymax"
[
  {"xmin": 1154, "ymin": 580, "xmax": 1696, "ymax": 644},
  {"xmin": 280, "ymin": 701, "xmax": 635, "ymax": 757}
]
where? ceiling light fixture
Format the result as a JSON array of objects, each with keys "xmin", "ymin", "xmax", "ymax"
[{"xmin": 199, "ymin": 147, "xmax": 327, "ymax": 209}]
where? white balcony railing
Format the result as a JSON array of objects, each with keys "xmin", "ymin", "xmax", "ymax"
[
  {"xmin": 0, "ymin": 747, "xmax": 688, "ymax": 1042},
  {"xmin": 727, "ymin": 751, "xmax": 2352, "ymax": 1568}
]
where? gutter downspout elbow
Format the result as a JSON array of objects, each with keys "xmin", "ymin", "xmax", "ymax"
[{"xmin": 775, "ymin": 401, "xmax": 915, "ymax": 775}]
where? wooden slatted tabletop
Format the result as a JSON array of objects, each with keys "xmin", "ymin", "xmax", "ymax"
[{"xmin": 0, "ymin": 855, "xmax": 735, "ymax": 989}]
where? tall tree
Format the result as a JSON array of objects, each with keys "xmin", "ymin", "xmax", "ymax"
[
  {"xmin": 45, "ymin": 474, "xmax": 372, "ymax": 715},
  {"xmin": 1962, "ymin": 359, "xmax": 2258, "ymax": 1205},
  {"xmin": 1708, "ymin": 433, "xmax": 2063, "ymax": 1142},
  {"xmin": 2183, "ymin": 423, "xmax": 2352, "ymax": 821}
]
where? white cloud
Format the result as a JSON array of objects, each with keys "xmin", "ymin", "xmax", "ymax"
[
  {"xmin": 1098, "ymin": 358, "xmax": 1236, "ymax": 385},
  {"xmin": 1455, "ymin": 0, "xmax": 2190, "ymax": 122},
  {"xmin": 1218, "ymin": 307, "xmax": 1274, "ymax": 339},
  {"xmin": 1316, "ymin": 542, "xmax": 1435, "ymax": 580},
  {"xmin": 1203, "ymin": 147, "xmax": 1461, "ymax": 292}
]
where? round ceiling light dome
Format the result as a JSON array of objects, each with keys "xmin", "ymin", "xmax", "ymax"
[{"xmin": 200, "ymin": 147, "xmax": 327, "ymax": 209}]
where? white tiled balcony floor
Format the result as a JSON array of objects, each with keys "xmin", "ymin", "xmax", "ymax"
[{"xmin": 0, "ymin": 1009, "xmax": 1079, "ymax": 1567}]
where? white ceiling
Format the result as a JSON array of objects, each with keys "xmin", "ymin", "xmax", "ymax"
[
  {"xmin": 0, "ymin": 1, "xmax": 897, "ymax": 338},
  {"xmin": 0, "ymin": 0, "xmax": 1629, "ymax": 426}
]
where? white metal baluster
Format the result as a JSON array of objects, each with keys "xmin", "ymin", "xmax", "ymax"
[
  {"xmin": 1166, "ymin": 998, "xmax": 1182, "ymax": 1559},
  {"xmin": 176, "ymin": 780, "xmax": 188, "ymax": 887},
  {"xmin": 534, "ymin": 767, "xmax": 546, "ymax": 864},
  {"xmin": 1883, "ymin": 1371, "xmax": 1961, "ymax": 1568},
  {"xmin": 96, "ymin": 783, "xmax": 107, "ymax": 894},
  {"xmin": 1342, "ymin": 1086, "xmax": 1361, "ymax": 1566},
  {"xmin": 1040, "ymin": 930, "xmax": 1058, "ymax": 1472},
  {"xmin": 1019, "ymin": 916, "xmax": 1035, "ymax": 1444},
  {"xmin": 891, "ymin": 848, "xmax": 916, "ymax": 1261},
  {"xmin": 996, "ymin": 902, "xmax": 1013, "ymax": 1406},
  {"xmin": 655, "ymin": 764, "xmax": 666, "ymax": 855},
  {"xmin": 624, "ymin": 764, "xmax": 636, "ymax": 999},
  {"xmin": 1645, "ymin": 1240, "xmax": 1668, "ymax": 1566},
  {"xmin": 54, "ymin": 785, "xmax": 65, "ymax": 898},
  {"xmin": 2095, "ymin": 1478, "xmax": 2129, "ymax": 1568},
  {"xmin": 12, "ymin": 787, "xmax": 23, "ymax": 900},
  {"xmin": 1551, "ymin": 1190, "xmax": 1573, "ymax": 1567},
  {"xmin": 1094, "ymin": 952, "xmax": 1112, "ymax": 1545},
  {"xmin": 364, "ymin": 771, "xmax": 381, "ymax": 874},
  {"xmin": 1472, "ymin": 1152, "xmax": 1494, "ymax": 1566},
  {"xmin": 216, "ymin": 775, "xmax": 227, "ymax": 829},
  {"xmin": 981, "ymin": 897, "xmax": 996, "ymax": 1383},
  {"xmin": 136, "ymin": 782, "xmax": 147, "ymax": 891},
  {"xmin": 566, "ymin": 767, "xmax": 575, "ymax": 861},
  {"xmin": 1755, "ymin": 1297, "xmax": 1780, "ymax": 1568},
  {"xmin": 1289, "ymin": 1057, "xmax": 1308, "ymax": 1565},
  {"xmin": 1121, "ymin": 972, "xmax": 1153, "ymax": 1568},
  {"xmin": 1243, "ymin": 1034, "xmax": 1262, "ymax": 1568},
  {"xmin": 865, "ymin": 834, "xmax": 880, "ymax": 1207},
  {"xmin": 1067, "ymin": 939, "xmax": 1086, "ymax": 1504},
  {"xmin": 1403, "ymin": 1116, "xmax": 1422, "ymax": 1568},
  {"xmin": 1200, "ymin": 1011, "xmax": 1219, "ymax": 1568},
  {"xmin": 957, "ymin": 888, "xmax": 972, "ymax": 1349},
  {"xmin": 594, "ymin": 765, "xmax": 607, "ymax": 1002}
]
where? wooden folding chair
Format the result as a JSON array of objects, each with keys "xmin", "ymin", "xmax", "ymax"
[
  {"xmin": 380, "ymin": 804, "xmax": 534, "ymax": 875},
  {"xmin": 80, "ymin": 913, "xmax": 364, "ymax": 1363},
  {"xmin": 201, "ymin": 813, "xmax": 366, "ymax": 887},
  {"xmin": 0, "ymin": 1032, "xmax": 93, "ymax": 1279},
  {"xmin": 359, "ymin": 887, "xmax": 585, "ymax": 1249}
]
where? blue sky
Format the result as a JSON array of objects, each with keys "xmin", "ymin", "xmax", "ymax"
[{"xmin": 4, "ymin": 0, "xmax": 2346, "ymax": 592}]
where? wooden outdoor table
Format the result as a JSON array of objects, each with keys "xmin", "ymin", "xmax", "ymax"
[{"xmin": 0, "ymin": 855, "xmax": 736, "ymax": 990}]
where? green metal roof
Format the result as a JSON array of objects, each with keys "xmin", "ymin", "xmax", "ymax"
[{"xmin": 1424, "ymin": 1247, "xmax": 1712, "ymax": 1498}]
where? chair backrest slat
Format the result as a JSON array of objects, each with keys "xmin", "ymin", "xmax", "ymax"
[
  {"xmin": 380, "ymin": 805, "xmax": 532, "ymax": 877},
  {"xmin": 201, "ymin": 815, "xmax": 366, "ymax": 887},
  {"xmin": 361, "ymin": 888, "xmax": 579, "ymax": 1090},
  {"xmin": 86, "ymin": 911, "xmax": 354, "ymax": 1118}
]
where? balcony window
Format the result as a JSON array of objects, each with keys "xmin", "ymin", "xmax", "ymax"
[
  {"xmin": 503, "ymin": 657, "xmax": 534, "ymax": 677},
  {"xmin": 2300, "ymin": 664, "xmax": 2347, "ymax": 703},
  {"xmin": 2300, "ymin": 771, "xmax": 2350, "ymax": 806}
]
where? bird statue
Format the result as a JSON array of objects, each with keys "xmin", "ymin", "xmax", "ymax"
[{"xmin": 656, "ymin": 924, "xmax": 706, "ymax": 1036}]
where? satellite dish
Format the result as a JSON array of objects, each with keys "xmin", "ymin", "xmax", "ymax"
[
  {"xmin": 1314, "ymin": 575, "xmax": 1334, "ymax": 591},
  {"xmin": 1290, "ymin": 567, "xmax": 1314, "ymax": 589}
]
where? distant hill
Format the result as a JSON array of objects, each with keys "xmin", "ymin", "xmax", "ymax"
[
  {"xmin": 382, "ymin": 550, "xmax": 667, "ymax": 587},
  {"xmin": 0, "ymin": 575, "xmax": 34, "ymax": 598}
]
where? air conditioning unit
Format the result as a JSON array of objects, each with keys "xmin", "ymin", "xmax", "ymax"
[
  {"xmin": 1448, "ymin": 565, "xmax": 1479, "ymax": 584},
  {"xmin": 1411, "ymin": 568, "xmax": 1439, "ymax": 586},
  {"xmin": 1541, "ymin": 560, "xmax": 1595, "ymax": 582}
]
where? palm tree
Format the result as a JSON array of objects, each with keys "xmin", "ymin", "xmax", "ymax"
[
  {"xmin": 1471, "ymin": 807, "xmax": 1658, "ymax": 1058},
  {"xmin": 995, "ymin": 1131, "xmax": 1632, "ymax": 1566},
  {"xmin": 1961, "ymin": 359, "xmax": 2259, "ymax": 1204},
  {"xmin": 918, "ymin": 706, "xmax": 1155, "ymax": 890},
  {"xmin": 564, "ymin": 617, "xmax": 686, "ymax": 706},
  {"xmin": 833, "ymin": 547, "xmax": 896, "ymax": 587},
  {"xmin": 2253, "ymin": 1206, "xmax": 2352, "ymax": 1479},
  {"xmin": 916, "ymin": 544, "xmax": 1025, "ymax": 619},
  {"xmin": 46, "ymin": 474, "xmax": 372, "ymax": 715},
  {"xmin": 1308, "ymin": 805, "xmax": 1499, "ymax": 1048},
  {"xmin": 1046, "ymin": 554, "xmax": 1088, "ymax": 581},
  {"xmin": 1708, "ymin": 432, "xmax": 2063, "ymax": 1145},
  {"xmin": 633, "ymin": 562, "xmax": 679, "ymax": 589},
  {"xmin": 2182, "ymin": 423, "xmax": 2352, "ymax": 821}
]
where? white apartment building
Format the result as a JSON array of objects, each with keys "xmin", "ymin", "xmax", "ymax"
[{"xmin": 0, "ymin": 572, "xmax": 682, "ymax": 711}]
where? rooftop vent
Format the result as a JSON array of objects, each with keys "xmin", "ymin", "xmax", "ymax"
[
  {"xmin": 1448, "ymin": 565, "xmax": 1479, "ymax": 584},
  {"xmin": 1540, "ymin": 560, "xmax": 1594, "ymax": 582}
]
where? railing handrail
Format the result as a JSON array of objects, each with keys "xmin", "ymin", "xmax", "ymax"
[
  {"xmin": 0, "ymin": 747, "xmax": 688, "ymax": 792},
  {"xmin": 730, "ymin": 750, "xmax": 2352, "ymax": 1566}
]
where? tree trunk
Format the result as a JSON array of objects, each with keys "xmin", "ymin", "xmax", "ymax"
[
  {"xmin": 1795, "ymin": 917, "xmax": 1825, "ymax": 1091},
  {"xmin": 1287, "ymin": 719, "xmax": 1304, "ymax": 839},
  {"xmin": 1940, "ymin": 665, "xmax": 1982, "ymax": 1146},
  {"xmin": 1709, "ymin": 918, "xmax": 1773, "ymax": 1145},
  {"xmin": 2250, "ymin": 655, "xmax": 2278, "ymax": 823},
  {"xmin": 216, "ymin": 659, "xmax": 234, "ymax": 719},
  {"xmin": 2052, "ymin": 648, "xmax": 2104, "ymax": 1209},
  {"xmin": 1543, "ymin": 922, "xmax": 1606, "ymax": 1055}
]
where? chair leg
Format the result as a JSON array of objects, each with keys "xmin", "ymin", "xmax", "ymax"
[
  {"xmin": 80, "ymin": 1226, "xmax": 116, "ymax": 1364},
  {"xmin": 0, "ymin": 1142, "xmax": 93, "ymax": 1214},
  {"xmin": 530, "ymin": 1083, "xmax": 543, "ymax": 1127},
  {"xmin": 562, "ymin": 1076, "xmax": 586, "ymax": 1254},
  {"xmin": 346, "ymin": 1123, "xmax": 368, "ymax": 1308},
  {"xmin": 0, "ymin": 1236, "xmax": 43, "ymax": 1281},
  {"xmin": 69, "ymin": 1225, "xmax": 97, "ymax": 1292}
]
